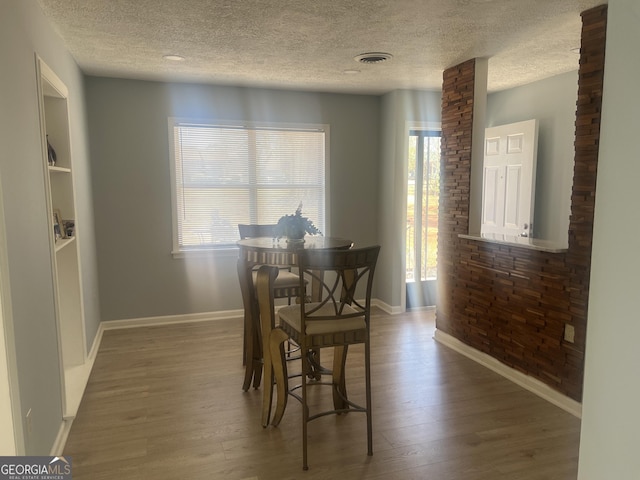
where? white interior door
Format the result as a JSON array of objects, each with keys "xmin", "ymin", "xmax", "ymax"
[{"xmin": 481, "ymin": 119, "xmax": 538, "ymax": 239}]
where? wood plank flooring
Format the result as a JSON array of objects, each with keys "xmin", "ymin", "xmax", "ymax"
[{"xmin": 64, "ymin": 309, "xmax": 581, "ymax": 479}]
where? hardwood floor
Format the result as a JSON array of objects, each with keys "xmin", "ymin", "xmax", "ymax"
[{"xmin": 64, "ymin": 309, "xmax": 581, "ymax": 479}]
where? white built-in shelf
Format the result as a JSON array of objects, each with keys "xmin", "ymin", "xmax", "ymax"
[
  {"xmin": 49, "ymin": 166, "xmax": 71, "ymax": 174},
  {"xmin": 54, "ymin": 236, "xmax": 76, "ymax": 253},
  {"xmin": 459, "ymin": 233, "xmax": 568, "ymax": 253},
  {"xmin": 37, "ymin": 55, "xmax": 87, "ymax": 421}
]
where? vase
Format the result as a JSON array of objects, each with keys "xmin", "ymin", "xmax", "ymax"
[
  {"xmin": 286, "ymin": 237, "xmax": 305, "ymax": 245},
  {"xmin": 47, "ymin": 135, "xmax": 57, "ymax": 166}
]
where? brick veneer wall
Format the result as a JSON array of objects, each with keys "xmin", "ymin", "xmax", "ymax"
[{"xmin": 436, "ymin": 5, "xmax": 607, "ymax": 402}]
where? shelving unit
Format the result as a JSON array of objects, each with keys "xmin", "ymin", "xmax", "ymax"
[{"xmin": 36, "ymin": 57, "xmax": 89, "ymax": 419}]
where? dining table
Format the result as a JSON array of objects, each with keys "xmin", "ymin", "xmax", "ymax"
[{"xmin": 237, "ymin": 235, "xmax": 353, "ymax": 395}]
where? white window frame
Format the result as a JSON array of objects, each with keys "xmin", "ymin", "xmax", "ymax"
[{"xmin": 168, "ymin": 118, "xmax": 330, "ymax": 257}]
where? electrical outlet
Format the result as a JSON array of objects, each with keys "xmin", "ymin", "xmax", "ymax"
[
  {"xmin": 25, "ymin": 408, "xmax": 32, "ymax": 437},
  {"xmin": 564, "ymin": 324, "xmax": 575, "ymax": 343}
]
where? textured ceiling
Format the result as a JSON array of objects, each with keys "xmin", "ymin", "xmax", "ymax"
[{"xmin": 36, "ymin": 0, "xmax": 606, "ymax": 95}]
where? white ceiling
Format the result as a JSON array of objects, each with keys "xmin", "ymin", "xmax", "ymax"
[{"xmin": 36, "ymin": 0, "xmax": 606, "ymax": 95}]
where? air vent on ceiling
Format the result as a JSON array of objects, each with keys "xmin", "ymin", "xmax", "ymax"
[{"xmin": 354, "ymin": 52, "xmax": 393, "ymax": 64}]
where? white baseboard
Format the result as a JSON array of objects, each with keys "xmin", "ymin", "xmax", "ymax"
[
  {"xmin": 101, "ymin": 309, "xmax": 243, "ymax": 330},
  {"xmin": 406, "ymin": 305, "xmax": 436, "ymax": 313},
  {"xmin": 64, "ymin": 322, "xmax": 104, "ymax": 417},
  {"xmin": 372, "ymin": 300, "xmax": 435, "ymax": 315},
  {"xmin": 434, "ymin": 329, "xmax": 582, "ymax": 418},
  {"xmin": 52, "ymin": 322, "xmax": 107, "ymax": 455},
  {"xmin": 372, "ymin": 299, "xmax": 403, "ymax": 315},
  {"xmin": 50, "ymin": 419, "xmax": 72, "ymax": 456},
  {"xmin": 106, "ymin": 301, "xmax": 401, "ymax": 329},
  {"xmin": 87, "ymin": 323, "xmax": 104, "ymax": 360}
]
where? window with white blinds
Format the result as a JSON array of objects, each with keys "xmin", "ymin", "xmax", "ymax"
[{"xmin": 169, "ymin": 119, "xmax": 328, "ymax": 252}]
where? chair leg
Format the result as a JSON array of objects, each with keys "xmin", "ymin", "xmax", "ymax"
[
  {"xmin": 252, "ymin": 307, "xmax": 264, "ymax": 390},
  {"xmin": 256, "ymin": 265, "xmax": 279, "ymax": 425},
  {"xmin": 243, "ymin": 296, "xmax": 263, "ymax": 391},
  {"xmin": 301, "ymin": 345, "xmax": 309, "ymax": 470},
  {"xmin": 243, "ymin": 311, "xmax": 260, "ymax": 391},
  {"xmin": 307, "ymin": 348, "xmax": 323, "ymax": 380},
  {"xmin": 332, "ymin": 345, "xmax": 349, "ymax": 411},
  {"xmin": 365, "ymin": 337, "xmax": 373, "ymax": 456},
  {"xmin": 242, "ymin": 320, "xmax": 246, "ymax": 366},
  {"xmin": 269, "ymin": 327, "xmax": 289, "ymax": 426},
  {"xmin": 261, "ymin": 344, "xmax": 273, "ymax": 428},
  {"xmin": 242, "ymin": 334, "xmax": 254, "ymax": 392}
]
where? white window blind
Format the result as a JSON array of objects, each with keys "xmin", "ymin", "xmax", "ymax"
[{"xmin": 169, "ymin": 119, "xmax": 327, "ymax": 251}]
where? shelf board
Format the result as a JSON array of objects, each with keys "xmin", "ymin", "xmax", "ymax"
[
  {"xmin": 54, "ymin": 236, "xmax": 76, "ymax": 253},
  {"xmin": 40, "ymin": 59, "xmax": 68, "ymax": 98},
  {"xmin": 49, "ymin": 165, "xmax": 71, "ymax": 174}
]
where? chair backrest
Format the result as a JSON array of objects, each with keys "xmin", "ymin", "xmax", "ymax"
[
  {"xmin": 298, "ymin": 246, "xmax": 380, "ymax": 326},
  {"xmin": 238, "ymin": 224, "xmax": 277, "ymax": 239}
]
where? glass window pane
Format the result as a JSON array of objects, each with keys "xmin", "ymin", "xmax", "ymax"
[
  {"xmin": 406, "ymin": 131, "xmax": 439, "ymax": 283},
  {"xmin": 406, "ymin": 135, "xmax": 417, "ymax": 282},
  {"xmin": 426, "ymin": 136, "xmax": 440, "ymax": 279},
  {"xmin": 171, "ymin": 121, "xmax": 327, "ymax": 249}
]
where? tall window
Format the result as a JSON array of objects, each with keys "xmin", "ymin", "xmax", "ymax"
[
  {"xmin": 169, "ymin": 119, "xmax": 328, "ymax": 252},
  {"xmin": 406, "ymin": 130, "xmax": 440, "ymax": 283}
]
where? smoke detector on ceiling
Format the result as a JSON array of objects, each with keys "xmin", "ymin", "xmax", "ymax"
[{"xmin": 354, "ymin": 52, "xmax": 393, "ymax": 64}]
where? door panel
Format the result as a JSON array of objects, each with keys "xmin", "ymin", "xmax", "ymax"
[
  {"xmin": 481, "ymin": 119, "xmax": 538, "ymax": 237},
  {"xmin": 483, "ymin": 166, "xmax": 500, "ymax": 226},
  {"xmin": 505, "ymin": 164, "xmax": 522, "ymax": 227}
]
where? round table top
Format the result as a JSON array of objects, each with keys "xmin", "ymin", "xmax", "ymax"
[{"xmin": 237, "ymin": 236, "xmax": 353, "ymax": 251}]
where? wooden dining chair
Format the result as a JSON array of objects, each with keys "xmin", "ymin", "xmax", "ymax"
[
  {"xmin": 238, "ymin": 224, "xmax": 303, "ymax": 304},
  {"xmin": 257, "ymin": 245, "xmax": 380, "ymax": 470},
  {"xmin": 238, "ymin": 224, "xmax": 305, "ymax": 391}
]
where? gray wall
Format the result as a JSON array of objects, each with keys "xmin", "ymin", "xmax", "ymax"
[
  {"xmin": 0, "ymin": 1, "xmax": 100, "ymax": 454},
  {"xmin": 579, "ymin": 0, "xmax": 640, "ymax": 477},
  {"xmin": 486, "ymin": 71, "xmax": 578, "ymax": 245},
  {"xmin": 85, "ymin": 78, "xmax": 380, "ymax": 320},
  {"xmin": 376, "ymin": 78, "xmax": 577, "ymax": 309}
]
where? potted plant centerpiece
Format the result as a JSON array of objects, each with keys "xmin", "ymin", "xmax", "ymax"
[{"xmin": 274, "ymin": 203, "xmax": 322, "ymax": 243}]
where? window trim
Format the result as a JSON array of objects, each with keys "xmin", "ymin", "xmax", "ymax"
[{"xmin": 168, "ymin": 117, "xmax": 331, "ymax": 258}]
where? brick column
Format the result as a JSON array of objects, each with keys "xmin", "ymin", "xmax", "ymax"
[
  {"xmin": 437, "ymin": 59, "xmax": 475, "ymax": 334},
  {"xmin": 436, "ymin": 5, "xmax": 607, "ymax": 402}
]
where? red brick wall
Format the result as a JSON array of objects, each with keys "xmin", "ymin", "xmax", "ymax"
[{"xmin": 436, "ymin": 5, "xmax": 607, "ymax": 402}]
